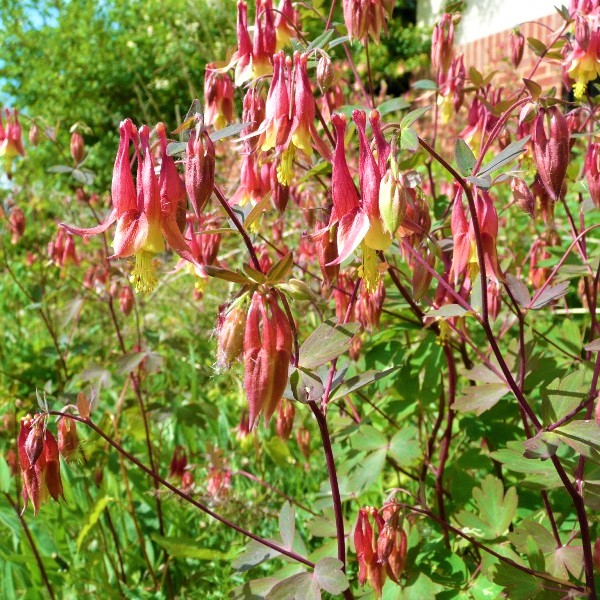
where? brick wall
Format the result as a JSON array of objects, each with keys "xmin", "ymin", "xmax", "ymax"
[{"xmin": 456, "ymin": 12, "xmax": 564, "ymax": 91}]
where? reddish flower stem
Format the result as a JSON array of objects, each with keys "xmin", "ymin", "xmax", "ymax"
[
  {"xmin": 44, "ymin": 412, "xmax": 315, "ymax": 569},
  {"xmin": 5, "ymin": 493, "xmax": 56, "ymax": 600}
]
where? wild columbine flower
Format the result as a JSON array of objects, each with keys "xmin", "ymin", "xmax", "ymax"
[
  {"xmin": 438, "ymin": 54, "xmax": 465, "ymax": 123},
  {"xmin": 563, "ymin": 12, "xmax": 600, "ymax": 99},
  {"xmin": 243, "ymin": 291, "xmax": 292, "ymax": 427},
  {"xmin": 342, "ymin": 0, "xmax": 395, "ymax": 43},
  {"xmin": 276, "ymin": 400, "xmax": 295, "ymax": 440},
  {"xmin": 531, "ymin": 106, "xmax": 570, "ymax": 201},
  {"xmin": 431, "ymin": 13, "xmax": 455, "ymax": 78},
  {"xmin": 231, "ymin": 151, "xmax": 264, "ymax": 207},
  {"xmin": 29, "ymin": 122, "xmax": 40, "ymax": 146},
  {"xmin": 510, "ymin": 28, "xmax": 525, "ymax": 68},
  {"xmin": 0, "ymin": 108, "xmax": 25, "ymax": 170},
  {"xmin": 274, "ymin": 0, "xmax": 297, "ymax": 50},
  {"xmin": 251, "ymin": 0, "xmax": 276, "ymax": 79},
  {"xmin": 571, "ymin": 0, "xmax": 600, "ymax": 15},
  {"xmin": 204, "ymin": 65, "xmax": 235, "ymax": 130},
  {"xmin": 217, "ymin": 304, "xmax": 247, "ymax": 369},
  {"xmin": 354, "ymin": 508, "xmax": 387, "ymax": 597},
  {"xmin": 327, "ymin": 111, "xmax": 392, "ymax": 292},
  {"xmin": 18, "ymin": 415, "xmax": 64, "ymax": 514},
  {"xmin": 259, "ymin": 51, "xmax": 291, "ymax": 154},
  {"xmin": 450, "ymin": 189, "xmax": 501, "ymax": 285},
  {"xmin": 62, "ymin": 120, "xmax": 195, "ymax": 293},
  {"xmin": 185, "ymin": 215, "xmax": 221, "ymax": 284},
  {"xmin": 585, "ymin": 140, "xmax": 600, "ymax": 207},
  {"xmin": 231, "ymin": 1, "xmax": 253, "ymax": 86}
]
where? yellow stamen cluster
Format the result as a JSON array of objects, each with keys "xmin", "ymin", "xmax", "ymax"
[
  {"xmin": 277, "ymin": 144, "xmax": 296, "ymax": 185},
  {"xmin": 130, "ymin": 250, "xmax": 159, "ymax": 293}
]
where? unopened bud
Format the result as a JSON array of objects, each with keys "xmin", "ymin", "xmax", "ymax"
[
  {"xmin": 575, "ymin": 13, "xmax": 590, "ymax": 51},
  {"xmin": 276, "ymin": 400, "xmax": 295, "ymax": 440},
  {"xmin": 57, "ymin": 418, "xmax": 79, "ymax": 461},
  {"xmin": 317, "ymin": 55, "xmax": 334, "ymax": 93},
  {"xmin": 29, "ymin": 123, "xmax": 40, "ymax": 146},
  {"xmin": 379, "ymin": 171, "xmax": 408, "ymax": 236},
  {"xmin": 296, "ymin": 426, "xmax": 310, "ymax": 459},
  {"xmin": 185, "ymin": 126, "xmax": 216, "ymax": 217},
  {"xmin": 70, "ymin": 131, "xmax": 85, "ymax": 164},
  {"xmin": 510, "ymin": 29, "xmax": 525, "ymax": 68},
  {"xmin": 217, "ymin": 305, "xmax": 247, "ymax": 368},
  {"xmin": 511, "ymin": 177, "xmax": 535, "ymax": 217},
  {"xmin": 531, "ymin": 107, "xmax": 570, "ymax": 201},
  {"xmin": 119, "ymin": 285, "xmax": 134, "ymax": 316}
]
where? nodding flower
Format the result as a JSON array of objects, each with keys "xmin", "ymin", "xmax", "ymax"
[
  {"xmin": 243, "ymin": 291, "xmax": 292, "ymax": 428},
  {"xmin": 450, "ymin": 189, "xmax": 501, "ymax": 286},
  {"xmin": 327, "ymin": 110, "xmax": 392, "ymax": 292},
  {"xmin": 274, "ymin": 0, "xmax": 297, "ymax": 50},
  {"xmin": 61, "ymin": 120, "xmax": 195, "ymax": 293},
  {"xmin": 563, "ymin": 12, "xmax": 600, "ymax": 99},
  {"xmin": 18, "ymin": 415, "xmax": 64, "ymax": 514},
  {"xmin": 203, "ymin": 65, "xmax": 235, "ymax": 130},
  {"xmin": 342, "ymin": 0, "xmax": 395, "ymax": 43},
  {"xmin": 0, "ymin": 108, "xmax": 25, "ymax": 170}
]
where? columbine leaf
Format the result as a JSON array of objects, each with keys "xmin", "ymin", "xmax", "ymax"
[
  {"xmin": 329, "ymin": 366, "xmax": 400, "ymax": 401},
  {"xmin": 477, "ymin": 136, "xmax": 530, "ymax": 178},
  {"xmin": 298, "ymin": 319, "xmax": 360, "ymax": 370},
  {"xmin": 452, "ymin": 383, "xmax": 509, "ymax": 415},
  {"xmin": 400, "ymin": 106, "xmax": 432, "ymax": 129},
  {"xmin": 279, "ymin": 502, "xmax": 296, "ymax": 550},
  {"xmin": 400, "ymin": 127, "xmax": 419, "ymax": 151},
  {"xmin": 289, "ymin": 367, "xmax": 324, "ymax": 403},
  {"xmin": 232, "ymin": 540, "xmax": 281, "ymax": 572},
  {"xmin": 454, "ymin": 138, "xmax": 476, "ymax": 176},
  {"xmin": 313, "ymin": 557, "xmax": 349, "ymax": 594},
  {"xmin": 455, "ymin": 475, "xmax": 517, "ymax": 540}
]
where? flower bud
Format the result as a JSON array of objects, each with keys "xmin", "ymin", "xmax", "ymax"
[
  {"xmin": 510, "ymin": 29, "xmax": 525, "ymax": 68},
  {"xmin": 296, "ymin": 426, "xmax": 310, "ymax": 459},
  {"xmin": 412, "ymin": 246, "xmax": 435, "ymax": 300},
  {"xmin": 431, "ymin": 13, "xmax": 454, "ymax": 76},
  {"xmin": 511, "ymin": 177, "xmax": 535, "ymax": 217},
  {"xmin": 9, "ymin": 206, "xmax": 25, "ymax": 244},
  {"xmin": 168, "ymin": 446, "xmax": 188, "ymax": 479},
  {"xmin": 317, "ymin": 54, "xmax": 334, "ymax": 92},
  {"xmin": 531, "ymin": 107, "xmax": 570, "ymax": 201},
  {"xmin": 575, "ymin": 13, "xmax": 591, "ymax": 50},
  {"xmin": 29, "ymin": 123, "xmax": 40, "ymax": 146},
  {"xmin": 70, "ymin": 131, "xmax": 85, "ymax": 164},
  {"xmin": 585, "ymin": 141, "xmax": 600, "ymax": 208},
  {"xmin": 217, "ymin": 305, "xmax": 247, "ymax": 369},
  {"xmin": 185, "ymin": 126, "xmax": 215, "ymax": 218},
  {"xmin": 379, "ymin": 170, "xmax": 408, "ymax": 236},
  {"xmin": 119, "ymin": 285, "xmax": 134, "ymax": 316},
  {"xmin": 57, "ymin": 418, "xmax": 79, "ymax": 461},
  {"xmin": 276, "ymin": 400, "xmax": 295, "ymax": 440},
  {"xmin": 315, "ymin": 221, "xmax": 339, "ymax": 287}
]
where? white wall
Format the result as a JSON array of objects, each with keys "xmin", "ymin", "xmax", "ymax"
[{"xmin": 417, "ymin": 0, "xmax": 558, "ymax": 44}]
